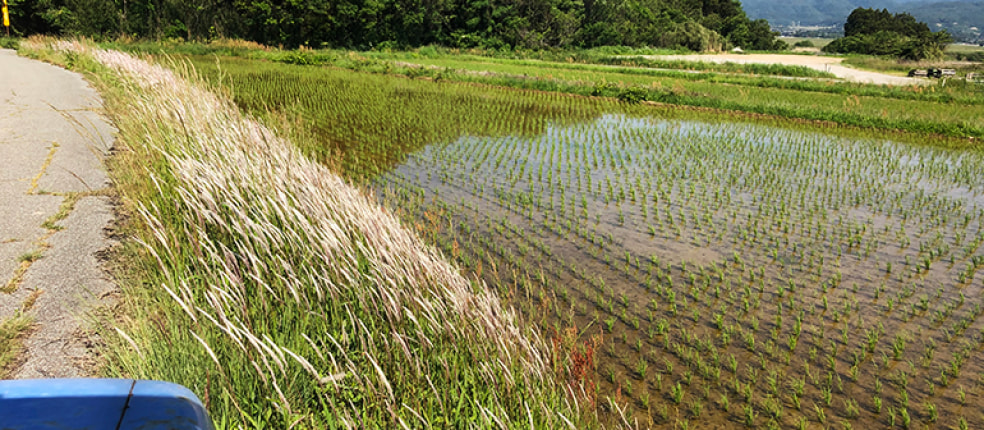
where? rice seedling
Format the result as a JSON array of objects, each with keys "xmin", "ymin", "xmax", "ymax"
[
  {"xmin": 671, "ymin": 382, "xmax": 685, "ymax": 404},
  {"xmin": 900, "ymin": 407, "xmax": 912, "ymax": 429}
]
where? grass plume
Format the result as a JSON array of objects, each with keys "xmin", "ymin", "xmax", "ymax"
[{"xmin": 24, "ymin": 38, "xmax": 579, "ymax": 428}]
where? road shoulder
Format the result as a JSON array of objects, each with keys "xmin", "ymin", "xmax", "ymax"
[{"xmin": 0, "ymin": 48, "xmax": 118, "ymax": 378}]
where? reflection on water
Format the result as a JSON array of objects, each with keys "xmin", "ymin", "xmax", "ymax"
[{"xmin": 376, "ymin": 114, "xmax": 984, "ymax": 428}]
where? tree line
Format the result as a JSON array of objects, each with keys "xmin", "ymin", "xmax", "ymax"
[
  {"xmin": 6, "ymin": 0, "xmax": 785, "ymax": 50},
  {"xmin": 823, "ymin": 7, "xmax": 952, "ymax": 60}
]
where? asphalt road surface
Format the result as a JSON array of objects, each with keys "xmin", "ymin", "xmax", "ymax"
[{"xmin": 0, "ymin": 48, "xmax": 117, "ymax": 378}]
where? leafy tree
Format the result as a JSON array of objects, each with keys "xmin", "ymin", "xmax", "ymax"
[
  {"xmin": 5, "ymin": 0, "xmax": 55, "ymax": 35},
  {"xmin": 843, "ymin": 8, "xmax": 929, "ymax": 38},
  {"xmin": 11, "ymin": 0, "xmax": 784, "ymax": 51},
  {"xmin": 36, "ymin": 0, "xmax": 118, "ymax": 37},
  {"xmin": 824, "ymin": 7, "xmax": 950, "ymax": 60},
  {"xmin": 660, "ymin": 20, "xmax": 724, "ymax": 51}
]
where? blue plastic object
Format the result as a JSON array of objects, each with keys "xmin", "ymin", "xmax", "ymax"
[{"xmin": 0, "ymin": 378, "xmax": 215, "ymax": 430}]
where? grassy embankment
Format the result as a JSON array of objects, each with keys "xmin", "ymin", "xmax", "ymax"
[
  {"xmin": 18, "ymin": 38, "xmax": 591, "ymax": 429},
  {"xmin": 108, "ymin": 41, "xmax": 830, "ymax": 77}
]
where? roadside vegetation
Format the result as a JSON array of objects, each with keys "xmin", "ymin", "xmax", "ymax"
[
  {"xmin": 0, "ymin": 313, "xmax": 33, "ymax": 377},
  {"xmin": 0, "ymin": 37, "xmax": 20, "ymax": 49},
  {"xmin": 20, "ymin": 38, "xmax": 588, "ymax": 429},
  {"xmin": 785, "ymin": 38, "xmax": 829, "ymax": 49}
]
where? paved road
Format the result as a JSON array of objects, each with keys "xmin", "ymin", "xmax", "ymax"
[
  {"xmin": 0, "ymin": 48, "xmax": 116, "ymax": 378},
  {"xmin": 652, "ymin": 54, "xmax": 931, "ymax": 86}
]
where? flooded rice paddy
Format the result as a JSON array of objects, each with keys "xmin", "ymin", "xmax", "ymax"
[{"xmin": 375, "ymin": 114, "xmax": 984, "ymax": 428}]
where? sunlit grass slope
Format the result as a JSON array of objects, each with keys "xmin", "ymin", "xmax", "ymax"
[{"xmin": 22, "ymin": 38, "xmax": 584, "ymax": 429}]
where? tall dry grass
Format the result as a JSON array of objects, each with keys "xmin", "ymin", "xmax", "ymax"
[{"xmin": 24, "ymin": 38, "xmax": 582, "ymax": 428}]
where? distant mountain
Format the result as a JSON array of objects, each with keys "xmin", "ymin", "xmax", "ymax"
[
  {"xmin": 906, "ymin": 1, "xmax": 984, "ymax": 41},
  {"xmin": 742, "ymin": 0, "xmax": 901, "ymax": 26},
  {"xmin": 742, "ymin": 0, "xmax": 983, "ymax": 42}
]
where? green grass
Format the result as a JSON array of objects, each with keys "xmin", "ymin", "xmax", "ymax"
[
  {"xmin": 106, "ymin": 40, "xmax": 984, "ymax": 139},
  {"xmin": 404, "ymin": 59, "xmax": 984, "ymax": 137},
  {"xmin": 0, "ymin": 312, "xmax": 34, "ymax": 376},
  {"xmin": 383, "ymin": 53, "xmax": 981, "ymax": 102},
  {"xmin": 181, "ymin": 55, "xmax": 610, "ymax": 178},
  {"xmin": 843, "ymin": 54, "xmax": 984, "ymax": 76},
  {"xmin": 16, "ymin": 250, "xmax": 43, "ymax": 263},
  {"xmin": 171, "ymin": 55, "xmax": 981, "ymax": 186},
  {"xmin": 369, "ymin": 51, "xmax": 838, "ymax": 78},
  {"xmin": 780, "ymin": 37, "xmax": 835, "ymax": 49},
  {"xmin": 389, "ymin": 51, "xmax": 839, "ymax": 78},
  {"xmin": 946, "ymin": 44, "xmax": 984, "ymax": 62},
  {"xmin": 947, "ymin": 44, "xmax": 984, "ymax": 54},
  {"xmin": 428, "ymin": 60, "xmax": 984, "ymax": 138},
  {"xmin": 590, "ymin": 55, "xmax": 837, "ymax": 77},
  {"xmin": 0, "ymin": 37, "xmax": 20, "ymax": 50},
  {"xmin": 22, "ymin": 38, "xmax": 588, "ymax": 429}
]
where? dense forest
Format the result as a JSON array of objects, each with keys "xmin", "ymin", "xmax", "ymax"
[
  {"xmin": 5, "ymin": 0, "xmax": 785, "ymax": 50},
  {"xmin": 823, "ymin": 7, "xmax": 952, "ymax": 59}
]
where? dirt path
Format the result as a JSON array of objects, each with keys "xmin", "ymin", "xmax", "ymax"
[
  {"xmin": 651, "ymin": 53, "xmax": 929, "ymax": 86},
  {"xmin": 0, "ymin": 48, "xmax": 117, "ymax": 378}
]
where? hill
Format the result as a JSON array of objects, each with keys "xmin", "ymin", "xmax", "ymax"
[
  {"xmin": 742, "ymin": 0, "xmax": 902, "ymax": 26},
  {"xmin": 743, "ymin": 0, "xmax": 983, "ymax": 42},
  {"xmin": 906, "ymin": 1, "xmax": 984, "ymax": 42}
]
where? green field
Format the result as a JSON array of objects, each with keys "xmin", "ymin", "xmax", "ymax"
[
  {"xmin": 947, "ymin": 44, "xmax": 984, "ymax": 54},
  {"xmin": 948, "ymin": 44, "xmax": 984, "ymax": 60},
  {"xmin": 21, "ymin": 38, "xmax": 984, "ymax": 429},
  {"xmin": 366, "ymin": 53, "xmax": 984, "ymax": 138},
  {"xmin": 780, "ymin": 37, "xmax": 835, "ymax": 49},
  {"xmin": 167, "ymin": 47, "xmax": 984, "ymax": 428},
  {"xmin": 113, "ymin": 41, "xmax": 984, "ymax": 139},
  {"xmin": 377, "ymin": 114, "xmax": 984, "ymax": 428}
]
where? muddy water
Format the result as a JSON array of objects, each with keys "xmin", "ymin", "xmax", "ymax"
[{"xmin": 376, "ymin": 114, "xmax": 984, "ymax": 428}]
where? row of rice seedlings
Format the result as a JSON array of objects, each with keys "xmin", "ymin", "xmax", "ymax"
[
  {"xmin": 29, "ymin": 39, "xmax": 587, "ymax": 428},
  {"xmin": 377, "ymin": 111, "xmax": 984, "ymax": 428},
  {"xmin": 377, "ymin": 54, "xmax": 984, "ymax": 138},
  {"xmin": 180, "ymin": 55, "xmax": 612, "ymax": 180}
]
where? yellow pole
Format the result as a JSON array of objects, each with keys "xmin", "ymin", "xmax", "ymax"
[{"xmin": 2, "ymin": 0, "xmax": 9, "ymax": 37}]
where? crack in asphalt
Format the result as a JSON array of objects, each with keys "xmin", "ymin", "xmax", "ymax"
[{"xmin": 0, "ymin": 48, "xmax": 119, "ymax": 379}]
